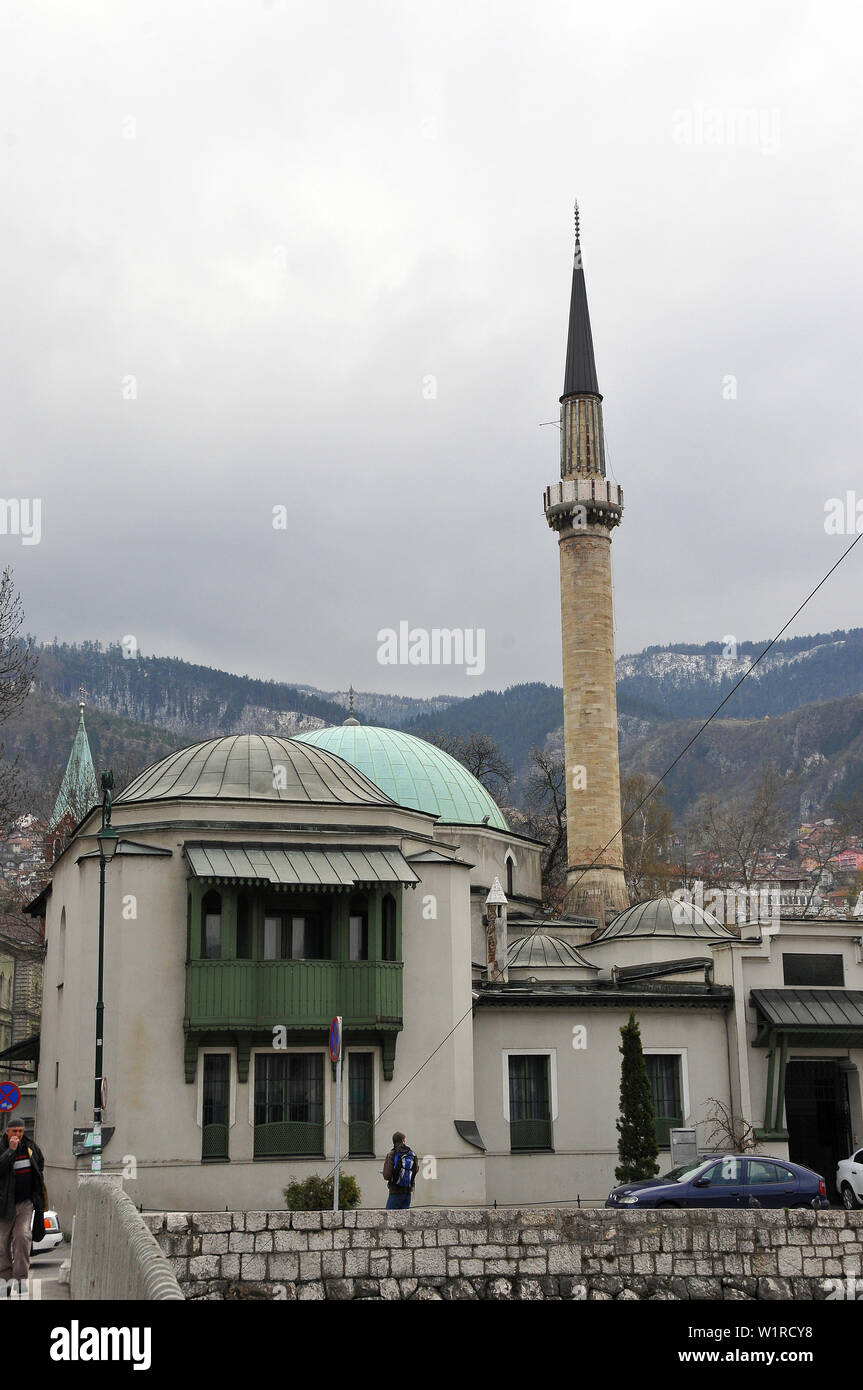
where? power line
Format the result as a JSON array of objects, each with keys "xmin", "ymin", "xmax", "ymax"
[{"xmin": 334, "ymin": 527, "xmax": 863, "ymax": 1163}]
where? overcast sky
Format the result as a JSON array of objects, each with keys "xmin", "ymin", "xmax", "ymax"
[{"xmin": 2, "ymin": 1, "xmax": 861, "ymax": 699}]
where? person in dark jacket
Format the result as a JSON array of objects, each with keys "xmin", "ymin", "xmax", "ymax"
[
  {"xmin": 0, "ymin": 1120, "xmax": 47, "ymax": 1285},
  {"xmin": 382, "ymin": 1130, "xmax": 417, "ymax": 1209}
]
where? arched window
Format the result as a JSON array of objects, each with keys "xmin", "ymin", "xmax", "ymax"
[
  {"xmin": 505, "ymin": 854, "xmax": 515, "ymax": 899},
  {"xmin": 202, "ymin": 890, "xmax": 222, "ymax": 959},
  {"xmin": 382, "ymin": 894, "xmax": 397, "ymax": 961},
  {"xmin": 349, "ymin": 894, "xmax": 368, "ymax": 961},
  {"xmin": 57, "ymin": 907, "xmax": 67, "ymax": 987}
]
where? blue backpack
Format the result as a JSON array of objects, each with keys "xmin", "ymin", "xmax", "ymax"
[{"xmin": 392, "ymin": 1146, "xmax": 416, "ymax": 1189}]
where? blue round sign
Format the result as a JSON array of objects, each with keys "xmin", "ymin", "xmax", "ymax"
[
  {"xmin": 328, "ymin": 1016, "xmax": 342, "ymax": 1063},
  {"xmin": 0, "ymin": 1082, "xmax": 21, "ymax": 1112}
]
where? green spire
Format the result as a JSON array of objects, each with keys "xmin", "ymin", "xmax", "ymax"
[{"xmin": 50, "ymin": 691, "xmax": 99, "ymax": 828}]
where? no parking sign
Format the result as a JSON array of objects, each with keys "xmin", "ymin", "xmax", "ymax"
[{"xmin": 0, "ymin": 1082, "xmax": 21, "ymax": 1113}]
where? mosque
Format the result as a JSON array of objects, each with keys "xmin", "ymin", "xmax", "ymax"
[{"xmin": 26, "ymin": 217, "xmax": 863, "ymax": 1216}]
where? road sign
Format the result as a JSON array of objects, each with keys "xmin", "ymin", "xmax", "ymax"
[
  {"xmin": 0, "ymin": 1083, "xmax": 20, "ymax": 1112},
  {"xmin": 328, "ymin": 1016, "xmax": 342, "ymax": 1063}
]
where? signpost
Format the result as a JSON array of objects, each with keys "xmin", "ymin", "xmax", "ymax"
[
  {"xmin": 0, "ymin": 1082, "xmax": 20, "ymax": 1113},
  {"xmin": 329, "ymin": 1016, "xmax": 342, "ymax": 1212}
]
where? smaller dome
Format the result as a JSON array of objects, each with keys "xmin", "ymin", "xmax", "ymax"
[
  {"xmin": 116, "ymin": 734, "xmax": 396, "ymax": 808},
  {"xmin": 592, "ymin": 896, "xmax": 736, "ymax": 942},
  {"xmin": 506, "ymin": 933, "xmax": 596, "ymax": 969}
]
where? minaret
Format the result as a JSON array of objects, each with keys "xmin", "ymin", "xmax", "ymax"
[{"xmin": 544, "ymin": 206, "xmax": 628, "ymax": 923}]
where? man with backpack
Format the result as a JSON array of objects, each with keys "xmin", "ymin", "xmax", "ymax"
[{"xmin": 383, "ymin": 1130, "xmax": 417, "ymax": 1209}]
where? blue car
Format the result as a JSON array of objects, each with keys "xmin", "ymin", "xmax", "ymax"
[{"xmin": 606, "ymin": 1154, "xmax": 829, "ymax": 1209}]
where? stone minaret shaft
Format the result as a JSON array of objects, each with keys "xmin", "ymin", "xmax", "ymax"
[{"xmin": 544, "ymin": 212, "xmax": 629, "ymax": 923}]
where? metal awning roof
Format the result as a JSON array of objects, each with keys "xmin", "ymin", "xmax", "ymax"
[
  {"xmin": 184, "ymin": 842, "xmax": 419, "ymax": 889},
  {"xmin": 751, "ymin": 988, "xmax": 863, "ymax": 1030}
]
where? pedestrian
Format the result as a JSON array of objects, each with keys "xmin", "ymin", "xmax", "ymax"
[
  {"xmin": 383, "ymin": 1130, "xmax": 417, "ymax": 1209},
  {"xmin": 0, "ymin": 1119, "xmax": 47, "ymax": 1293}
]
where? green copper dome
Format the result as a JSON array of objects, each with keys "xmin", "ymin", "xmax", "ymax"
[{"xmin": 294, "ymin": 725, "xmax": 509, "ymax": 831}]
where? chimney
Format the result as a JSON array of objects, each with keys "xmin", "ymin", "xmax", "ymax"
[{"xmin": 485, "ymin": 877, "xmax": 509, "ymax": 983}]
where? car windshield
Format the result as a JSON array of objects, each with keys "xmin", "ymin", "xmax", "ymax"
[{"xmin": 660, "ymin": 1159, "xmax": 711, "ymax": 1184}]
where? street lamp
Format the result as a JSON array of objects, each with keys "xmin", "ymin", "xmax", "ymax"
[{"xmin": 92, "ymin": 771, "xmax": 117, "ymax": 1174}]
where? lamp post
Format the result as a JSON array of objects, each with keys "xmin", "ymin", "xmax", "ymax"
[{"xmin": 92, "ymin": 771, "xmax": 118, "ymax": 1174}]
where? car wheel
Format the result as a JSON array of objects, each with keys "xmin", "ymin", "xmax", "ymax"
[{"xmin": 841, "ymin": 1183, "xmax": 861, "ymax": 1211}]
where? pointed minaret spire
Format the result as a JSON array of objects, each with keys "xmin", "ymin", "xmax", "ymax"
[
  {"xmin": 543, "ymin": 204, "xmax": 628, "ymax": 924},
  {"xmin": 563, "ymin": 199, "xmax": 600, "ymax": 401}
]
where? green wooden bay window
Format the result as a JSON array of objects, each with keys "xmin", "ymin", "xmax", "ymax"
[
  {"xmin": 184, "ymin": 853, "xmax": 411, "ymax": 1084},
  {"xmin": 254, "ymin": 1053, "xmax": 324, "ymax": 1157}
]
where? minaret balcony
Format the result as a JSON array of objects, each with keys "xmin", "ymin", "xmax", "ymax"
[{"xmin": 544, "ymin": 478, "xmax": 624, "ymax": 531}]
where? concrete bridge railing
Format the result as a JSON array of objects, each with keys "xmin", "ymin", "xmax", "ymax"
[{"xmin": 70, "ymin": 1176, "xmax": 185, "ymax": 1301}]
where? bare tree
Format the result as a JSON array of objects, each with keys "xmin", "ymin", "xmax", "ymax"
[
  {"xmin": 0, "ymin": 568, "xmax": 38, "ymax": 831},
  {"xmin": 694, "ymin": 762, "xmax": 787, "ymax": 893},
  {"xmin": 795, "ymin": 819, "xmax": 854, "ymax": 915},
  {"xmin": 701, "ymin": 1097, "xmax": 758, "ymax": 1153},
  {"xmin": 521, "ymin": 747, "xmax": 568, "ymax": 910},
  {"xmin": 621, "ymin": 772, "xmax": 675, "ymax": 901},
  {"xmin": 422, "ymin": 730, "xmax": 512, "ymax": 804}
]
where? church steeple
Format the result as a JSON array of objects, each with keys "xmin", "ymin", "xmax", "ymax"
[
  {"xmin": 560, "ymin": 205, "xmax": 606, "ymax": 481},
  {"xmin": 50, "ymin": 688, "xmax": 99, "ymax": 829}
]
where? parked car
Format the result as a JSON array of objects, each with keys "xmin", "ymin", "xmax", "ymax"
[
  {"xmin": 30, "ymin": 1209, "xmax": 63, "ymax": 1256},
  {"xmin": 606, "ymin": 1154, "xmax": 829, "ymax": 1209},
  {"xmin": 836, "ymin": 1148, "xmax": 863, "ymax": 1209}
]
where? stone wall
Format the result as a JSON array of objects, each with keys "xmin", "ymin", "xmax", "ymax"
[
  {"xmin": 71, "ymin": 1177, "xmax": 185, "ymax": 1301},
  {"xmin": 142, "ymin": 1206, "xmax": 863, "ymax": 1301}
]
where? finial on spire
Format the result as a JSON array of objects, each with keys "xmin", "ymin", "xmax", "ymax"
[
  {"xmin": 78, "ymin": 684, "xmax": 86, "ymax": 717},
  {"xmin": 343, "ymin": 684, "xmax": 360, "ymax": 727},
  {"xmin": 573, "ymin": 200, "xmax": 582, "ymax": 270}
]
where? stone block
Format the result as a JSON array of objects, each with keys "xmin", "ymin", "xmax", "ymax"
[
  {"xmin": 244, "ymin": 1211, "xmax": 268, "ymax": 1232},
  {"xmin": 273, "ymin": 1230, "xmax": 308, "ymax": 1252},
  {"xmin": 189, "ymin": 1255, "xmax": 221, "ymax": 1279},
  {"xmin": 268, "ymin": 1253, "xmax": 300, "ymax": 1281},
  {"xmin": 228, "ymin": 1232, "xmax": 255, "ymax": 1253},
  {"xmin": 240, "ymin": 1254, "xmax": 267, "ymax": 1281},
  {"xmin": 200, "ymin": 1234, "xmax": 229, "ymax": 1255},
  {"xmin": 414, "ymin": 1250, "xmax": 446, "ymax": 1276},
  {"xmin": 299, "ymin": 1252, "xmax": 323, "ymax": 1280},
  {"xmin": 390, "ymin": 1250, "xmax": 413, "ymax": 1276},
  {"xmin": 254, "ymin": 1232, "xmax": 274, "ymax": 1253},
  {"xmin": 548, "ymin": 1245, "xmax": 581, "ymax": 1275},
  {"xmin": 292, "ymin": 1212, "xmax": 323, "ymax": 1230},
  {"xmin": 777, "ymin": 1247, "xmax": 803, "ymax": 1276},
  {"xmin": 344, "ymin": 1250, "xmax": 370, "ymax": 1277},
  {"xmin": 193, "ymin": 1212, "xmax": 233, "ymax": 1233}
]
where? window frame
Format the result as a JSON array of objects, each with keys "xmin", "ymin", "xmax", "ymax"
[
  {"xmin": 642, "ymin": 1047, "xmax": 690, "ymax": 1149},
  {"xmin": 196, "ymin": 1046, "xmax": 237, "ymax": 1129}
]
